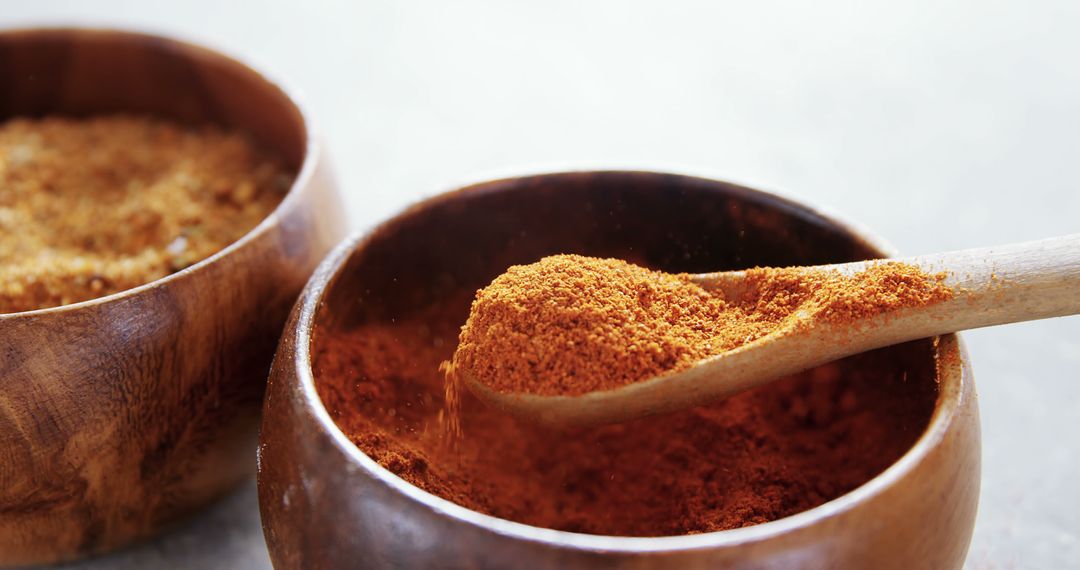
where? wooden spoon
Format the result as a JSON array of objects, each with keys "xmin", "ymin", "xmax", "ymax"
[{"xmin": 463, "ymin": 234, "xmax": 1080, "ymax": 427}]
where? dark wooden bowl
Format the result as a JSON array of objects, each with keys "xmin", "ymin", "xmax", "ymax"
[
  {"xmin": 0, "ymin": 28, "xmax": 345, "ymax": 565},
  {"xmin": 258, "ymin": 172, "xmax": 981, "ymax": 569}
]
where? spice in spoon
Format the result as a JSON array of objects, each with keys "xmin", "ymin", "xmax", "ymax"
[{"xmin": 449, "ymin": 254, "xmax": 953, "ymax": 397}]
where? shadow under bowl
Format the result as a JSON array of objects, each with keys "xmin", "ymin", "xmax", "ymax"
[
  {"xmin": 0, "ymin": 27, "xmax": 345, "ymax": 565},
  {"xmin": 258, "ymin": 171, "xmax": 980, "ymax": 569}
]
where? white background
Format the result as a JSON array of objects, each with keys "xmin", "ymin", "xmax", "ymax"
[{"xmin": 4, "ymin": 1, "xmax": 1079, "ymax": 568}]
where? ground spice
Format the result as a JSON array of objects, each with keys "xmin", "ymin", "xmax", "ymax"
[
  {"xmin": 451, "ymin": 254, "xmax": 953, "ymax": 396},
  {"xmin": 315, "ymin": 289, "xmax": 938, "ymax": 536},
  {"xmin": 0, "ymin": 115, "xmax": 291, "ymax": 314}
]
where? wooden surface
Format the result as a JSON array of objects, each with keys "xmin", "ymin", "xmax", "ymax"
[
  {"xmin": 0, "ymin": 29, "xmax": 345, "ymax": 565},
  {"xmin": 481, "ymin": 234, "xmax": 1080, "ymax": 426},
  {"xmin": 258, "ymin": 172, "xmax": 979, "ymax": 569}
]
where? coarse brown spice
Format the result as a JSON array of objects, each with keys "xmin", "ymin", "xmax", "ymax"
[
  {"xmin": 451, "ymin": 254, "xmax": 953, "ymax": 396},
  {"xmin": 0, "ymin": 115, "xmax": 291, "ymax": 314}
]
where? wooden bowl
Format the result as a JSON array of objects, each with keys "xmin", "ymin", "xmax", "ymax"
[
  {"xmin": 0, "ymin": 28, "xmax": 345, "ymax": 565},
  {"xmin": 258, "ymin": 172, "xmax": 980, "ymax": 568}
]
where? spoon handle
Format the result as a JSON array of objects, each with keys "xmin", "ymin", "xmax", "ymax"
[{"xmin": 824, "ymin": 233, "xmax": 1080, "ymax": 345}]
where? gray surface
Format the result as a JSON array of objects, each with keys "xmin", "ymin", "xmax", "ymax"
[
  {"xmin": 34, "ymin": 483, "xmax": 270, "ymax": 570},
  {"xmin": 4, "ymin": 1, "xmax": 1079, "ymax": 568}
]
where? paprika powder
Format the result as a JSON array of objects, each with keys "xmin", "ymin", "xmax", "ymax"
[
  {"xmin": 450, "ymin": 254, "xmax": 953, "ymax": 396},
  {"xmin": 315, "ymin": 271, "xmax": 939, "ymax": 535}
]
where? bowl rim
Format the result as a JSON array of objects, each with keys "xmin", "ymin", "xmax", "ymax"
[
  {"xmin": 0, "ymin": 25, "xmax": 319, "ymax": 321},
  {"xmin": 286, "ymin": 169, "xmax": 971, "ymax": 553}
]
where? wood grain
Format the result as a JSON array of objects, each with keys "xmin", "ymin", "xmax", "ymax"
[
  {"xmin": 257, "ymin": 171, "xmax": 979, "ymax": 569},
  {"xmin": 0, "ymin": 28, "xmax": 345, "ymax": 565}
]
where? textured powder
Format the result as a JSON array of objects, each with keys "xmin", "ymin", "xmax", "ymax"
[
  {"xmin": 315, "ymin": 290, "xmax": 939, "ymax": 536},
  {"xmin": 0, "ymin": 115, "xmax": 291, "ymax": 314},
  {"xmin": 451, "ymin": 254, "xmax": 953, "ymax": 396}
]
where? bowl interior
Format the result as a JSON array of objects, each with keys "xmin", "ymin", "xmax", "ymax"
[
  {"xmin": 310, "ymin": 172, "xmax": 940, "ymax": 537},
  {"xmin": 0, "ymin": 28, "xmax": 305, "ymax": 167}
]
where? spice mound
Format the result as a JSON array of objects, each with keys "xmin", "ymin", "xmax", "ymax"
[
  {"xmin": 450, "ymin": 254, "xmax": 953, "ymax": 397},
  {"xmin": 316, "ymin": 290, "xmax": 939, "ymax": 536},
  {"xmin": 0, "ymin": 115, "xmax": 292, "ymax": 314}
]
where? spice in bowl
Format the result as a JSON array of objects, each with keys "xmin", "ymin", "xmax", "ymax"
[
  {"xmin": 315, "ymin": 258, "xmax": 939, "ymax": 536},
  {"xmin": 0, "ymin": 115, "xmax": 292, "ymax": 314}
]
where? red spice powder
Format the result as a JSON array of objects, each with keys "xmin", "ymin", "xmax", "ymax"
[
  {"xmin": 450, "ymin": 254, "xmax": 952, "ymax": 397},
  {"xmin": 314, "ymin": 289, "xmax": 938, "ymax": 536}
]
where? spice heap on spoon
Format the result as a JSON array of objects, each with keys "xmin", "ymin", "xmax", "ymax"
[{"xmin": 446, "ymin": 234, "xmax": 1080, "ymax": 426}]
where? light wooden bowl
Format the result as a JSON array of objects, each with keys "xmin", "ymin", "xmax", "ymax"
[
  {"xmin": 0, "ymin": 28, "xmax": 345, "ymax": 565},
  {"xmin": 258, "ymin": 172, "xmax": 981, "ymax": 569}
]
